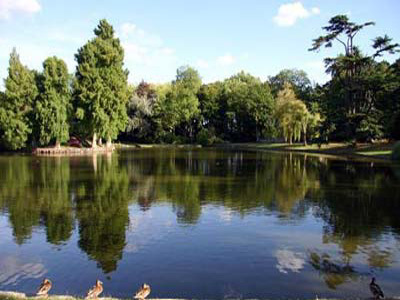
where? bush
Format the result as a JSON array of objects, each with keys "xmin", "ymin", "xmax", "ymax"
[
  {"xmin": 196, "ymin": 128, "xmax": 216, "ymax": 146},
  {"xmin": 392, "ymin": 142, "xmax": 400, "ymax": 161}
]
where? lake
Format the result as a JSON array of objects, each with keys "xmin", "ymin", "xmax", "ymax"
[{"xmin": 0, "ymin": 148, "xmax": 399, "ymax": 299}]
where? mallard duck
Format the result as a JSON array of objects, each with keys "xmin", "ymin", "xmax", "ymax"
[
  {"xmin": 134, "ymin": 284, "xmax": 151, "ymax": 300},
  {"xmin": 36, "ymin": 278, "xmax": 52, "ymax": 297},
  {"xmin": 85, "ymin": 280, "xmax": 103, "ymax": 299},
  {"xmin": 370, "ymin": 277, "xmax": 384, "ymax": 299}
]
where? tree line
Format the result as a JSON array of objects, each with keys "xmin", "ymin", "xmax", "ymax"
[{"xmin": 0, "ymin": 15, "xmax": 399, "ymax": 150}]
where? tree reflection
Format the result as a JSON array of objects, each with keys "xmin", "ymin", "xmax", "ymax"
[
  {"xmin": 0, "ymin": 157, "xmax": 73, "ymax": 245},
  {"xmin": 0, "ymin": 149, "xmax": 399, "ymax": 277},
  {"xmin": 74, "ymin": 154, "xmax": 130, "ymax": 273},
  {"xmin": 308, "ymin": 251, "xmax": 360, "ymax": 289},
  {"xmin": 311, "ymin": 160, "xmax": 400, "ymax": 271},
  {"xmin": 36, "ymin": 157, "xmax": 73, "ymax": 245}
]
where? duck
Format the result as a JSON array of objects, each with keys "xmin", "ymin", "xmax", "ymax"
[
  {"xmin": 370, "ymin": 277, "xmax": 384, "ymax": 299},
  {"xmin": 134, "ymin": 284, "xmax": 151, "ymax": 300},
  {"xmin": 85, "ymin": 280, "xmax": 103, "ymax": 299},
  {"xmin": 36, "ymin": 278, "xmax": 52, "ymax": 297}
]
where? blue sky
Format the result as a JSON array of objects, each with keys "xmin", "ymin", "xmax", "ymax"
[{"xmin": 0, "ymin": 0, "xmax": 399, "ymax": 87}]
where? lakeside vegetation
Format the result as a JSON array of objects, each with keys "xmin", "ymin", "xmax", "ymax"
[
  {"xmin": 0, "ymin": 16, "xmax": 399, "ymax": 156},
  {"xmin": 221, "ymin": 141, "xmax": 396, "ymax": 160}
]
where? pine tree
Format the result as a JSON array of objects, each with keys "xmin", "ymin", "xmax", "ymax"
[
  {"xmin": 0, "ymin": 48, "xmax": 38, "ymax": 150},
  {"xmin": 35, "ymin": 56, "xmax": 70, "ymax": 147},
  {"xmin": 73, "ymin": 19, "xmax": 129, "ymax": 148}
]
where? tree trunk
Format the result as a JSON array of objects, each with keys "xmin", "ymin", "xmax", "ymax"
[
  {"xmin": 106, "ymin": 136, "xmax": 112, "ymax": 149},
  {"xmin": 55, "ymin": 140, "xmax": 61, "ymax": 149},
  {"xmin": 98, "ymin": 138, "xmax": 102, "ymax": 147},
  {"xmin": 303, "ymin": 130, "xmax": 307, "ymax": 146},
  {"xmin": 92, "ymin": 133, "xmax": 97, "ymax": 148}
]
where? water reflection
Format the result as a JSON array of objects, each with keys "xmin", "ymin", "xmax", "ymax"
[
  {"xmin": 0, "ymin": 256, "xmax": 46, "ymax": 286},
  {"xmin": 0, "ymin": 149, "xmax": 399, "ymax": 298},
  {"xmin": 276, "ymin": 249, "xmax": 306, "ymax": 274},
  {"xmin": 308, "ymin": 251, "xmax": 361, "ymax": 289}
]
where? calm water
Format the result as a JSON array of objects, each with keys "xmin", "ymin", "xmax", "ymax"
[{"xmin": 0, "ymin": 148, "xmax": 399, "ymax": 299}]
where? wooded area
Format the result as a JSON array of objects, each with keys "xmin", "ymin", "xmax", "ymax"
[{"xmin": 0, "ymin": 16, "xmax": 399, "ymax": 151}]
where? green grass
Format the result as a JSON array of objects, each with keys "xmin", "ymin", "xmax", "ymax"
[
  {"xmin": 356, "ymin": 150, "xmax": 392, "ymax": 156},
  {"xmin": 226, "ymin": 142, "xmax": 396, "ymax": 161},
  {"xmin": 117, "ymin": 140, "xmax": 397, "ymax": 161}
]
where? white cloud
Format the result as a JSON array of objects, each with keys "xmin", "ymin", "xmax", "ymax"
[
  {"xmin": 196, "ymin": 59, "xmax": 209, "ymax": 69},
  {"xmin": 118, "ymin": 22, "xmax": 178, "ymax": 83},
  {"xmin": 0, "ymin": 0, "xmax": 41, "ymax": 20},
  {"xmin": 311, "ymin": 7, "xmax": 320, "ymax": 15},
  {"xmin": 123, "ymin": 42, "xmax": 149, "ymax": 64},
  {"xmin": 275, "ymin": 249, "xmax": 305, "ymax": 274},
  {"xmin": 216, "ymin": 53, "xmax": 235, "ymax": 66},
  {"xmin": 120, "ymin": 22, "xmax": 136, "ymax": 38},
  {"xmin": 159, "ymin": 47, "xmax": 175, "ymax": 55},
  {"xmin": 273, "ymin": 2, "xmax": 320, "ymax": 27},
  {"xmin": 241, "ymin": 52, "xmax": 250, "ymax": 60}
]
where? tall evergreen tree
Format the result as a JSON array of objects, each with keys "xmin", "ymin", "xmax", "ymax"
[
  {"xmin": 73, "ymin": 19, "xmax": 129, "ymax": 148},
  {"xmin": 309, "ymin": 15, "xmax": 399, "ymax": 141},
  {"xmin": 0, "ymin": 48, "xmax": 38, "ymax": 150},
  {"xmin": 35, "ymin": 56, "xmax": 70, "ymax": 147}
]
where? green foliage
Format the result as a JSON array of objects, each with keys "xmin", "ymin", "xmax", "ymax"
[
  {"xmin": 392, "ymin": 142, "xmax": 400, "ymax": 161},
  {"xmin": 0, "ymin": 48, "xmax": 38, "ymax": 150},
  {"xmin": 73, "ymin": 19, "xmax": 129, "ymax": 143},
  {"xmin": 220, "ymin": 72, "xmax": 275, "ymax": 141},
  {"xmin": 275, "ymin": 83, "xmax": 310, "ymax": 144},
  {"xmin": 154, "ymin": 66, "xmax": 201, "ymax": 142},
  {"xmin": 269, "ymin": 68, "xmax": 312, "ymax": 102},
  {"xmin": 0, "ymin": 16, "xmax": 398, "ymax": 149},
  {"xmin": 196, "ymin": 128, "xmax": 216, "ymax": 146},
  {"xmin": 35, "ymin": 56, "xmax": 70, "ymax": 146},
  {"xmin": 310, "ymin": 14, "xmax": 399, "ymax": 142},
  {"xmin": 124, "ymin": 81, "xmax": 156, "ymax": 142}
]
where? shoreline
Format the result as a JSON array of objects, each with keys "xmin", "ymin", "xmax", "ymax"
[
  {"xmin": 0, "ymin": 142, "xmax": 396, "ymax": 163},
  {"xmin": 117, "ymin": 141, "xmax": 396, "ymax": 163},
  {"xmin": 214, "ymin": 142, "xmax": 395, "ymax": 162},
  {"xmin": 1, "ymin": 292, "xmax": 400, "ymax": 300},
  {"xmin": 0, "ymin": 292, "xmax": 186, "ymax": 300},
  {"xmin": 32, "ymin": 146, "xmax": 114, "ymax": 156}
]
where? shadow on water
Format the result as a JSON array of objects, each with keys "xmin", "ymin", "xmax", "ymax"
[{"xmin": 0, "ymin": 148, "xmax": 399, "ymax": 297}]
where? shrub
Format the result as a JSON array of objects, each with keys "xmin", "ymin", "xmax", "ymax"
[
  {"xmin": 392, "ymin": 141, "xmax": 400, "ymax": 161},
  {"xmin": 196, "ymin": 128, "xmax": 216, "ymax": 146}
]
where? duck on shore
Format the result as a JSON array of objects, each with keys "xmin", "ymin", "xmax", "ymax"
[
  {"xmin": 85, "ymin": 280, "xmax": 103, "ymax": 299},
  {"xmin": 370, "ymin": 277, "xmax": 384, "ymax": 299},
  {"xmin": 134, "ymin": 284, "xmax": 151, "ymax": 300},
  {"xmin": 36, "ymin": 279, "xmax": 52, "ymax": 297}
]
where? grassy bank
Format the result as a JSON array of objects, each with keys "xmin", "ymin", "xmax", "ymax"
[
  {"xmin": 114, "ymin": 141, "xmax": 398, "ymax": 162},
  {"xmin": 220, "ymin": 142, "xmax": 395, "ymax": 161}
]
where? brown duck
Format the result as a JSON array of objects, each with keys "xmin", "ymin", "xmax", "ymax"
[
  {"xmin": 85, "ymin": 280, "xmax": 103, "ymax": 299},
  {"xmin": 36, "ymin": 278, "xmax": 52, "ymax": 297},
  {"xmin": 370, "ymin": 277, "xmax": 384, "ymax": 299},
  {"xmin": 134, "ymin": 284, "xmax": 151, "ymax": 300}
]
